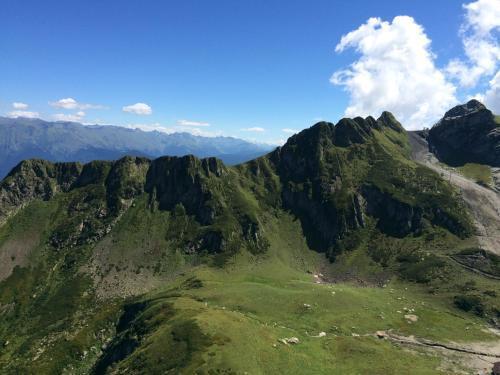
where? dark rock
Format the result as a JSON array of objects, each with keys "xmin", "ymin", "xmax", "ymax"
[
  {"xmin": 145, "ymin": 155, "xmax": 226, "ymax": 225},
  {"xmin": 0, "ymin": 159, "xmax": 82, "ymax": 224},
  {"xmin": 377, "ymin": 111, "xmax": 404, "ymax": 133},
  {"xmin": 428, "ymin": 100, "xmax": 500, "ymax": 166},
  {"xmin": 362, "ymin": 185, "xmax": 423, "ymax": 237}
]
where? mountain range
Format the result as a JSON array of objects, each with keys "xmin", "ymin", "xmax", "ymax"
[
  {"xmin": 0, "ymin": 117, "xmax": 274, "ymax": 179},
  {"xmin": 0, "ymin": 102, "xmax": 499, "ymax": 374}
]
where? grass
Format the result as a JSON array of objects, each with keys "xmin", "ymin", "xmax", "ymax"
[
  {"xmin": 458, "ymin": 163, "xmax": 492, "ymax": 186},
  {"xmin": 0, "ymin": 121, "xmax": 497, "ymax": 374},
  {"xmin": 98, "ymin": 213, "xmax": 496, "ymax": 374},
  {"xmin": 0, "ymin": 202, "xmax": 498, "ymax": 374}
]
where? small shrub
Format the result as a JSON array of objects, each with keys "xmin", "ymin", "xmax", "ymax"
[
  {"xmin": 398, "ymin": 254, "xmax": 445, "ymax": 283},
  {"xmin": 454, "ymin": 295, "xmax": 484, "ymax": 316}
]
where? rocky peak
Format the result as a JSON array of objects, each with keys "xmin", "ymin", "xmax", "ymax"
[
  {"xmin": 443, "ymin": 99, "xmax": 487, "ymax": 119},
  {"xmin": 334, "ymin": 118, "xmax": 372, "ymax": 147},
  {"xmin": 376, "ymin": 111, "xmax": 404, "ymax": 132},
  {"xmin": 0, "ymin": 159, "xmax": 83, "ymax": 225},
  {"xmin": 428, "ymin": 100, "xmax": 499, "ymax": 166}
]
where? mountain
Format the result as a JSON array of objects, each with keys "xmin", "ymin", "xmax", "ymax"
[
  {"xmin": 0, "ymin": 112, "xmax": 499, "ymax": 374},
  {"xmin": 427, "ymin": 99, "xmax": 500, "ymax": 166},
  {"xmin": 0, "ymin": 117, "xmax": 273, "ymax": 179}
]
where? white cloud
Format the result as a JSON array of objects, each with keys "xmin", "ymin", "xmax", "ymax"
[
  {"xmin": 50, "ymin": 97, "xmax": 103, "ymax": 110},
  {"xmin": 331, "ymin": 16, "xmax": 457, "ymax": 130},
  {"xmin": 483, "ymin": 70, "xmax": 500, "ymax": 113},
  {"xmin": 7, "ymin": 110, "xmax": 39, "ymax": 118},
  {"xmin": 12, "ymin": 102, "xmax": 28, "ymax": 110},
  {"xmin": 52, "ymin": 111, "xmax": 86, "ymax": 122},
  {"xmin": 179, "ymin": 127, "xmax": 224, "ymax": 137},
  {"xmin": 176, "ymin": 119, "xmax": 210, "ymax": 127},
  {"xmin": 446, "ymin": 0, "xmax": 500, "ymax": 87},
  {"xmin": 124, "ymin": 123, "xmax": 175, "ymax": 134},
  {"xmin": 241, "ymin": 127, "xmax": 265, "ymax": 132},
  {"xmin": 122, "ymin": 102, "xmax": 152, "ymax": 115},
  {"xmin": 264, "ymin": 138, "xmax": 286, "ymax": 146},
  {"xmin": 282, "ymin": 128, "xmax": 299, "ymax": 134},
  {"xmin": 124, "ymin": 123, "xmax": 224, "ymax": 137}
]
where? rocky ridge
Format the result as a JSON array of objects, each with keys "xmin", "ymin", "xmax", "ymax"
[{"xmin": 428, "ymin": 99, "xmax": 500, "ymax": 166}]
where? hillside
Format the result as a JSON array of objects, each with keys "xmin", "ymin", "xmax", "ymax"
[
  {"xmin": 0, "ymin": 117, "xmax": 273, "ymax": 179},
  {"xmin": 0, "ymin": 113, "xmax": 499, "ymax": 374}
]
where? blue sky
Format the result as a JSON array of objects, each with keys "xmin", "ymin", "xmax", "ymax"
[{"xmin": 1, "ymin": 0, "xmax": 499, "ymax": 143}]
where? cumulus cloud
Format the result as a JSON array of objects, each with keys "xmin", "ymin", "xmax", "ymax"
[
  {"xmin": 241, "ymin": 127, "xmax": 265, "ymax": 132},
  {"xmin": 52, "ymin": 111, "xmax": 86, "ymax": 122},
  {"xmin": 122, "ymin": 102, "xmax": 152, "ymax": 115},
  {"xmin": 446, "ymin": 0, "xmax": 500, "ymax": 87},
  {"xmin": 176, "ymin": 119, "xmax": 210, "ymax": 127},
  {"xmin": 179, "ymin": 127, "xmax": 224, "ymax": 137},
  {"xmin": 7, "ymin": 110, "xmax": 39, "ymax": 118},
  {"xmin": 124, "ymin": 123, "xmax": 175, "ymax": 134},
  {"xmin": 50, "ymin": 97, "xmax": 103, "ymax": 110},
  {"xmin": 282, "ymin": 128, "xmax": 299, "ymax": 134},
  {"xmin": 331, "ymin": 16, "xmax": 457, "ymax": 130},
  {"xmin": 125, "ymin": 122, "xmax": 224, "ymax": 137},
  {"xmin": 12, "ymin": 102, "xmax": 28, "ymax": 110},
  {"xmin": 483, "ymin": 71, "xmax": 500, "ymax": 113}
]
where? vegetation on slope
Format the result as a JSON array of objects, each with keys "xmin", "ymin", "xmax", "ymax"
[
  {"xmin": 457, "ymin": 163, "xmax": 492, "ymax": 186},
  {"xmin": 0, "ymin": 112, "xmax": 498, "ymax": 374}
]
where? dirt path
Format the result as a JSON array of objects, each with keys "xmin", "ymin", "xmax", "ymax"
[
  {"xmin": 448, "ymin": 255, "xmax": 500, "ymax": 280},
  {"xmin": 382, "ymin": 331, "xmax": 500, "ymax": 358},
  {"xmin": 409, "ymin": 132, "xmax": 500, "ymax": 256},
  {"xmin": 378, "ymin": 330, "xmax": 500, "ymax": 374}
]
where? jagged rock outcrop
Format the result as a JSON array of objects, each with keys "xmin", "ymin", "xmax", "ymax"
[
  {"xmin": 0, "ymin": 159, "xmax": 82, "ymax": 225},
  {"xmin": 105, "ymin": 156, "xmax": 151, "ymax": 214},
  {"xmin": 145, "ymin": 155, "xmax": 226, "ymax": 225},
  {"xmin": 362, "ymin": 185, "xmax": 423, "ymax": 237},
  {"xmin": 270, "ymin": 120, "xmax": 361, "ymax": 255},
  {"xmin": 266, "ymin": 112, "xmax": 461, "ymax": 258},
  {"xmin": 0, "ymin": 112, "xmax": 472, "ymax": 259},
  {"xmin": 428, "ymin": 100, "xmax": 500, "ymax": 166}
]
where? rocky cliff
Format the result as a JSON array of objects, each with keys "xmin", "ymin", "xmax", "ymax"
[
  {"xmin": 267, "ymin": 113, "xmax": 471, "ymax": 259},
  {"xmin": 428, "ymin": 100, "xmax": 500, "ymax": 166},
  {"xmin": 0, "ymin": 113, "xmax": 473, "ymax": 259}
]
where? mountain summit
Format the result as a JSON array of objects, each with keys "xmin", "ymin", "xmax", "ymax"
[{"xmin": 428, "ymin": 100, "xmax": 500, "ymax": 166}]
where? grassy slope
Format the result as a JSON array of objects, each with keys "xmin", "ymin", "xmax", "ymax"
[
  {"xmin": 101, "ymin": 213, "xmax": 497, "ymax": 374},
  {"xmin": 0, "ymin": 203, "xmax": 497, "ymax": 374},
  {"xmin": 458, "ymin": 163, "xmax": 493, "ymax": 186}
]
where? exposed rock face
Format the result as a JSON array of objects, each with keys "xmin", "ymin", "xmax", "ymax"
[
  {"xmin": 0, "ymin": 112, "xmax": 472, "ymax": 259},
  {"xmin": 362, "ymin": 185, "xmax": 423, "ymax": 237},
  {"xmin": 145, "ymin": 155, "xmax": 226, "ymax": 225},
  {"xmin": 105, "ymin": 156, "xmax": 151, "ymax": 214},
  {"xmin": 0, "ymin": 159, "xmax": 82, "ymax": 225},
  {"xmin": 267, "ymin": 113, "xmax": 441, "ymax": 258},
  {"xmin": 271, "ymin": 120, "xmax": 364, "ymax": 255},
  {"xmin": 428, "ymin": 100, "xmax": 500, "ymax": 166}
]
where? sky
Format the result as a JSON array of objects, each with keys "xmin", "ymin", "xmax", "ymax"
[{"xmin": 1, "ymin": 0, "xmax": 499, "ymax": 144}]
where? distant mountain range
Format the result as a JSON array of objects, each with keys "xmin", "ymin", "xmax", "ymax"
[{"xmin": 0, "ymin": 117, "xmax": 274, "ymax": 178}]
